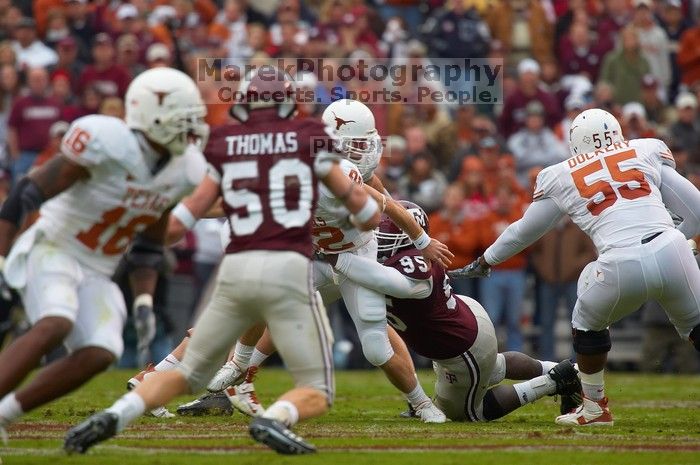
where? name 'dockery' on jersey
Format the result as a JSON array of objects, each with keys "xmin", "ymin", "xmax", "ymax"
[{"xmin": 225, "ymin": 132, "xmax": 299, "ymax": 156}]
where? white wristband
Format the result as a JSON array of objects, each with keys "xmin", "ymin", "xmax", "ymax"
[
  {"xmin": 134, "ymin": 294, "xmax": 153, "ymax": 309},
  {"xmin": 412, "ymin": 231, "xmax": 431, "ymax": 250},
  {"xmin": 351, "ymin": 197, "xmax": 379, "ymax": 225},
  {"xmin": 172, "ymin": 203, "xmax": 197, "ymax": 231}
]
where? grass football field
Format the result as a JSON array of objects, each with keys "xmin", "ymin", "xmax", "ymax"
[{"xmin": 3, "ymin": 369, "xmax": 700, "ymax": 465}]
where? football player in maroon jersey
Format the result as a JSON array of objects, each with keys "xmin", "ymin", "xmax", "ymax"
[
  {"xmin": 324, "ymin": 201, "xmax": 583, "ymax": 422},
  {"xmin": 65, "ymin": 65, "xmax": 381, "ymax": 455}
]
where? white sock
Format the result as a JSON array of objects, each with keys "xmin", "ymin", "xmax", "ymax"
[
  {"xmin": 540, "ymin": 361, "xmax": 557, "ymax": 375},
  {"xmin": 263, "ymin": 400, "xmax": 299, "ymax": 427},
  {"xmin": 0, "ymin": 393, "xmax": 24, "ymax": 425},
  {"xmin": 404, "ymin": 381, "xmax": 430, "ymax": 409},
  {"xmin": 580, "ymin": 370, "xmax": 605, "ymax": 401},
  {"xmin": 106, "ymin": 392, "xmax": 146, "ymax": 432},
  {"xmin": 513, "ymin": 375, "xmax": 557, "ymax": 405},
  {"xmin": 232, "ymin": 342, "xmax": 255, "ymax": 369},
  {"xmin": 249, "ymin": 349, "xmax": 269, "ymax": 368},
  {"xmin": 154, "ymin": 354, "xmax": 180, "ymax": 372}
]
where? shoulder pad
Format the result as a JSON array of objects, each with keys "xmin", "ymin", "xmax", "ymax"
[
  {"xmin": 532, "ymin": 165, "xmax": 560, "ymax": 202},
  {"xmin": 632, "ymin": 138, "xmax": 675, "ymax": 169},
  {"xmin": 61, "ymin": 115, "xmax": 138, "ymax": 168}
]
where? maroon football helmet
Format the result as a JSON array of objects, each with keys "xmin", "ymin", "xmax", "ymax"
[
  {"xmin": 230, "ymin": 65, "xmax": 296, "ymax": 122},
  {"xmin": 376, "ymin": 200, "xmax": 429, "ymax": 261}
]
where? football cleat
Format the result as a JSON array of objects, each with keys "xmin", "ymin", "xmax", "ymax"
[
  {"xmin": 207, "ymin": 360, "xmax": 246, "ymax": 392},
  {"xmin": 399, "ymin": 401, "xmax": 417, "ymax": 418},
  {"xmin": 176, "ymin": 392, "xmax": 233, "ymax": 416},
  {"xmin": 249, "ymin": 417, "xmax": 316, "ymax": 454},
  {"xmin": 555, "ymin": 396, "xmax": 614, "ymax": 426},
  {"xmin": 64, "ymin": 411, "xmax": 118, "ymax": 454},
  {"xmin": 149, "ymin": 406, "xmax": 175, "ymax": 418},
  {"xmin": 414, "ymin": 400, "xmax": 447, "ymax": 423},
  {"xmin": 126, "ymin": 363, "xmax": 155, "ymax": 391},
  {"xmin": 547, "ymin": 359, "xmax": 583, "ymax": 414},
  {"xmin": 225, "ymin": 367, "xmax": 265, "ymax": 417}
]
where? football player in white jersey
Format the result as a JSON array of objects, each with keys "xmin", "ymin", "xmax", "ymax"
[
  {"xmin": 450, "ymin": 108, "xmax": 700, "ymax": 426},
  {"xmin": 0, "ymin": 67, "xmax": 209, "ymax": 436},
  {"xmin": 145, "ymin": 99, "xmax": 454, "ymax": 423}
]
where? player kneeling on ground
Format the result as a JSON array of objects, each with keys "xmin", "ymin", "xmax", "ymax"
[{"xmin": 325, "ymin": 201, "xmax": 582, "ymax": 422}]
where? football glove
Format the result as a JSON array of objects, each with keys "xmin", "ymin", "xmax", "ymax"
[{"xmin": 447, "ymin": 257, "xmax": 491, "ymax": 279}]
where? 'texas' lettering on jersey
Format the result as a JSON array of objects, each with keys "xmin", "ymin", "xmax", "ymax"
[
  {"xmin": 123, "ymin": 186, "xmax": 172, "ymax": 213},
  {"xmin": 225, "ymin": 132, "xmax": 298, "ymax": 156}
]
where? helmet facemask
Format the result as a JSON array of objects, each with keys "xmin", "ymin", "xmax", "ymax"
[
  {"xmin": 375, "ymin": 227, "xmax": 412, "ymax": 262},
  {"xmin": 148, "ymin": 104, "xmax": 209, "ymax": 155},
  {"xmin": 375, "ymin": 202, "xmax": 428, "ymax": 262},
  {"xmin": 125, "ymin": 67, "xmax": 210, "ymax": 157},
  {"xmin": 335, "ymin": 132, "xmax": 382, "ymax": 180}
]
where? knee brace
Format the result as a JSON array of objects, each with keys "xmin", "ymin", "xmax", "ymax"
[
  {"xmin": 360, "ymin": 330, "xmax": 394, "ymax": 366},
  {"xmin": 488, "ymin": 353, "xmax": 506, "ymax": 386},
  {"xmin": 481, "ymin": 389, "xmax": 505, "ymax": 421},
  {"xmin": 572, "ymin": 328, "xmax": 611, "ymax": 355},
  {"xmin": 689, "ymin": 324, "xmax": 700, "ymax": 352}
]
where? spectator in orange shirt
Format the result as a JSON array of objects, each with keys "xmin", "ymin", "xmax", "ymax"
[
  {"xmin": 478, "ymin": 183, "xmax": 529, "ymax": 351},
  {"xmin": 430, "ymin": 184, "xmax": 481, "ymax": 296},
  {"xmin": 677, "ymin": 20, "xmax": 700, "ymax": 87}
]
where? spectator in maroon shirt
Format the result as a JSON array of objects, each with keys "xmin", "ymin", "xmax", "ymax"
[
  {"xmin": 112, "ymin": 3, "xmax": 155, "ymax": 61},
  {"xmin": 77, "ymin": 33, "xmax": 131, "ymax": 98},
  {"xmin": 49, "ymin": 36, "xmax": 84, "ymax": 94},
  {"xmin": 116, "ymin": 34, "xmax": 146, "ymax": 78},
  {"xmin": 51, "ymin": 70, "xmax": 81, "ymax": 122},
  {"xmin": 72, "ymin": 84, "xmax": 104, "ymax": 120},
  {"xmin": 7, "ymin": 67, "xmax": 61, "ymax": 182},
  {"xmin": 498, "ymin": 58, "xmax": 562, "ymax": 138},
  {"xmin": 597, "ymin": 0, "xmax": 633, "ymax": 55},
  {"xmin": 558, "ymin": 22, "xmax": 606, "ymax": 80},
  {"xmin": 65, "ymin": 0, "xmax": 96, "ymax": 64}
]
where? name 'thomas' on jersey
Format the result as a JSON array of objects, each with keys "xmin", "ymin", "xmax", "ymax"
[
  {"xmin": 313, "ymin": 159, "xmax": 373, "ymax": 254},
  {"xmin": 205, "ymin": 112, "xmax": 339, "ymax": 259},
  {"xmin": 384, "ymin": 248, "xmax": 478, "ymax": 360},
  {"xmin": 533, "ymin": 138, "xmax": 676, "ymax": 253},
  {"xmin": 9, "ymin": 115, "xmax": 206, "ymax": 280}
]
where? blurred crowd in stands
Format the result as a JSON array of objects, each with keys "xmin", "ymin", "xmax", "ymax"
[{"xmin": 0, "ymin": 0, "xmax": 698, "ymax": 372}]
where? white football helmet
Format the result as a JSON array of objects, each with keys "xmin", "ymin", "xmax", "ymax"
[
  {"xmin": 126, "ymin": 67, "xmax": 209, "ymax": 156},
  {"xmin": 322, "ymin": 99, "xmax": 382, "ymax": 181},
  {"xmin": 568, "ymin": 108, "xmax": 623, "ymax": 156}
]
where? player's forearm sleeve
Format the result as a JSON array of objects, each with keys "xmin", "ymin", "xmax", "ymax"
[
  {"xmin": 484, "ymin": 198, "xmax": 564, "ymax": 265},
  {"xmin": 334, "ymin": 254, "xmax": 432, "ymax": 299},
  {"xmin": 660, "ymin": 165, "xmax": 700, "ymax": 239}
]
